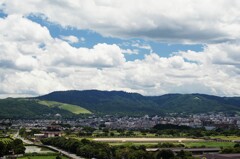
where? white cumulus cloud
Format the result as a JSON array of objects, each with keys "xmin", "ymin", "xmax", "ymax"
[
  {"xmin": 2, "ymin": 0, "xmax": 240, "ymax": 43},
  {"xmin": 0, "ymin": 1, "xmax": 240, "ymax": 97},
  {"xmin": 60, "ymin": 35, "xmax": 79, "ymax": 44}
]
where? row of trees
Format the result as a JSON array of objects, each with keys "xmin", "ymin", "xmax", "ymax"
[
  {"xmin": 0, "ymin": 138, "xmax": 25, "ymax": 157},
  {"xmin": 221, "ymin": 143, "xmax": 240, "ymax": 153},
  {"xmin": 41, "ymin": 137, "xmax": 196, "ymax": 159},
  {"xmin": 42, "ymin": 137, "xmax": 112, "ymax": 159},
  {"xmin": 76, "ymin": 124, "xmax": 240, "ymax": 138},
  {"xmin": 150, "ymin": 124, "xmax": 240, "ymax": 137}
]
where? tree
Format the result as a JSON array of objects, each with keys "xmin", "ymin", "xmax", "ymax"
[
  {"xmin": 156, "ymin": 149, "xmax": 175, "ymax": 159},
  {"xmin": 19, "ymin": 128, "xmax": 26, "ymax": 137},
  {"xmin": 221, "ymin": 147, "xmax": 234, "ymax": 153},
  {"xmin": 56, "ymin": 155, "xmax": 62, "ymax": 159},
  {"xmin": 110, "ymin": 132, "xmax": 115, "ymax": 136},
  {"xmin": 41, "ymin": 137, "xmax": 113, "ymax": 159},
  {"xmin": 103, "ymin": 128, "xmax": 109, "ymax": 134},
  {"xmin": 12, "ymin": 139, "xmax": 25, "ymax": 154},
  {"xmin": 126, "ymin": 131, "xmax": 135, "ymax": 136},
  {"xmin": 115, "ymin": 147, "xmax": 151, "ymax": 159},
  {"xmin": 64, "ymin": 129, "xmax": 72, "ymax": 136},
  {"xmin": 115, "ymin": 147, "xmax": 130, "ymax": 159},
  {"xmin": 234, "ymin": 143, "xmax": 240, "ymax": 148},
  {"xmin": 176, "ymin": 150, "xmax": 192, "ymax": 159},
  {"xmin": 0, "ymin": 142, "xmax": 6, "ymax": 157}
]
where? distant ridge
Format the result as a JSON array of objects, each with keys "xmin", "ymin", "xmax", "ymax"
[
  {"xmin": 37, "ymin": 90, "xmax": 240, "ymax": 115},
  {"xmin": 1, "ymin": 90, "xmax": 239, "ymax": 119}
]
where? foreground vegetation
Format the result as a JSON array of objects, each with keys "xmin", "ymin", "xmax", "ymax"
[
  {"xmin": 108, "ymin": 141, "xmax": 234, "ymax": 148},
  {"xmin": 221, "ymin": 143, "xmax": 240, "ymax": 153},
  {"xmin": 184, "ymin": 141, "xmax": 234, "ymax": 148},
  {"xmin": 2, "ymin": 121, "xmax": 240, "ymax": 158},
  {"xmin": 0, "ymin": 138, "xmax": 25, "ymax": 157},
  {"xmin": 210, "ymin": 135, "xmax": 240, "ymax": 140},
  {"xmin": 69, "ymin": 124, "xmax": 240, "ymax": 139},
  {"xmin": 41, "ymin": 136, "xmax": 240, "ymax": 159},
  {"xmin": 41, "ymin": 137, "xmax": 198, "ymax": 159}
]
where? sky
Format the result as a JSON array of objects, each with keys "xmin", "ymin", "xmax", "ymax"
[{"xmin": 0, "ymin": 0, "xmax": 240, "ymax": 97}]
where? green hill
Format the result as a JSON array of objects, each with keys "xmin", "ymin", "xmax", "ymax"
[
  {"xmin": 38, "ymin": 100, "xmax": 91, "ymax": 114},
  {"xmin": 0, "ymin": 98, "xmax": 91, "ymax": 119},
  {"xmin": 1, "ymin": 90, "xmax": 239, "ymax": 118},
  {"xmin": 38, "ymin": 90, "xmax": 240, "ymax": 115},
  {"xmin": 151, "ymin": 94, "xmax": 240, "ymax": 113}
]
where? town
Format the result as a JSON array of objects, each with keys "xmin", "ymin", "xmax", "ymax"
[
  {"xmin": 2, "ymin": 113, "xmax": 240, "ymax": 158},
  {"xmin": 1, "ymin": 112, "xmax": 239, "ymax": 131}
]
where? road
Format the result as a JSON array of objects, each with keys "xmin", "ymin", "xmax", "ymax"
[
  {"xmin": 13, "ymin": 130, "xmax": 84, "ymax": 159},
  {"xmin": 13, "ymin": 130, "xmax": 34, "ymax": 144},
  {"xmin": 45, "ymin": 145, "xmax": 84, "ymax": 159}
]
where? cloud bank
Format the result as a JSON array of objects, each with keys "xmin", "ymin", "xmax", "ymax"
[
  {"xmin": 2, "ymin": 0, "xmax": 240, "ymax": 43},
  {"xmin": 0, "ymin": 1, "xmax": 240, "ymax": 97}
]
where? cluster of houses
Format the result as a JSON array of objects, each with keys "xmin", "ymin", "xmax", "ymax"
[
  {"xmin": 0, "ymin": 113, "xmax": 240, "ymax": 136},
  {"xmin": 32, "ymin": 124, "xmax": 63, "ymax": 141},
  {"xmin": 101, "ymin": 113, "xmax": 240, "ymax": 130}
]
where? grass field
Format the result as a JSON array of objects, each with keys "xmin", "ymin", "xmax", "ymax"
[
  {"xmin": 38, "ymin": 100, "xmax": 91, "ymax": 114},
  {"xmin": 91, "ymin": 137, "xmax": 235, "ymax": 148},
  {"xmin": 93, "ymin": 137, "xmax": 201, "ymax": 143},
  {"xmin": 109, "ymin": 141, "xmax": 235, "ymax": 148},
  {"xmin": 184, "ymin": 141, "xmax": 234, "ymax": 148},
  {"xmin": 18, "ymin": 155, "xmax": 69, "ymax": 159},
  {"xmin": 0, "ymin": 137, "xmax": 13, "ymax": 144},
  {"xmin": 211, "ymin": 135, "xmax": 240, "ymax": 141},
  {"xmin": 109, "ymin": 142, "xmax": 159, "ymax": 146}
]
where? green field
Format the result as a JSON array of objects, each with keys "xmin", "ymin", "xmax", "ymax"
[
  {"xmin": 38, "ymin": 100, "xmax": 91, "ymax": 114},
  {"xmin": 211, "ymin": 135, "xmax": 240, "ymax": 141},
  {"xmin": 18, "ymin": 155, "xmax": 69, "ymax": 159},
  {"xmin": 92, "ymin": 130, "xmax": 161, "ymax": 137},
  {"xmin": 106, "ymin": 140, "xmax": 235, "ymax": 148},
  {"xmin": 184, "ymin": 141, "xmax": 234, "ymax": 148},
  {"xmin": 109, "ymin": 142, "xmax": 159, "ymax": 146},
  {"xmin": 0, "ymin": 137, "xmax": 13, "ymax": 144}
]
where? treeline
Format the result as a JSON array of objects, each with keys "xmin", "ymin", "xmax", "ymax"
[
  {"xmin": 76, "ymin": 124, "xmax": 240, "ymax": 140},
  {"xmin": 74, "ymin": 124, "xmax": 240, "ymax": 138},
  {"xmin": 41, "ymin": 137, "xmax": 112, "ymax": 159},
  {"xmin": 222, "ymin": 143, "xmax": 240, "ymax": 153},
  {"xmin": 41, "ymin": 137, "xmax": 197, "ymax": 159},
  {"xmin": 149, "ymin": 124, "xmax": 240, "ymax": 137},
  {"xmin": 153, "ymin": 124, "xmax": 191, "ymax": 130},
  {"xmin": 0, "ymin": 138, "xmax": 25, "ymax": 157}
]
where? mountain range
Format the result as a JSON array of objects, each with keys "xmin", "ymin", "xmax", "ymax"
[
  {"xmin": 38, "ymin": 90, "xmax": 240, "ymax": 115},
  {"xmin": 0, "ymin": 90, "xmax": 240, "ymax": 118}
]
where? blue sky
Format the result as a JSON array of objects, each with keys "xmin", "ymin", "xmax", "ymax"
[
  {"xmin": 27, "ymin": 14, "xmax": 203, "ymax": 61},
  {"xmin": 0, "ymin": 0, "xmax": 239, "ymax": 97}
]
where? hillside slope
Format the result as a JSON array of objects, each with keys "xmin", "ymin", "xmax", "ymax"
[
  {"xmin": 151, "ymin": 94, "xmax": 240, "ymax": 113},
  {"xmin": 38, "ymin": 90, "xmax": 240, "ymax": 115},
  {"xmin": 38, "ymin": 90, "xmax": 159, "ymax": 115},
  {"xmin": 0, "ymin": 98, "xmax": 91, "ymax": 118},
  {"xmin": 38, "ymin": 100, "xmax": 91, "ymax": 114}
]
